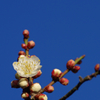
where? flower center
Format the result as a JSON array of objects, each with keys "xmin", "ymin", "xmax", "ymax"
[{"xmin": 21, "ymin": 61, "xmax": 34, "ymax": 75}]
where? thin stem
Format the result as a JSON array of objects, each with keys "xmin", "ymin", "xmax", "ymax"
[
  {"xmin": 75, "ymin": 55, "xmax": 85, "ymax": 64},
  {"xmin": 26, "ymin": 49, "xmax": 29, "ymax": 56},
  {"xmin": 24, "ymin": 38, "xmax": 29, "ymax": 56},
  {"xmin": 29, "ymin": 77, "xmax": 33, "ymax": 85},
  {"xmin": 59, "ymin": 69, "xmax": 70, "ymax": 79}
]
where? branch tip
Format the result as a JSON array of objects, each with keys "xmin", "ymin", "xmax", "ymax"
[{"xmin": 82, "ymin": 55, "xmax": 86, "ymax": 58}]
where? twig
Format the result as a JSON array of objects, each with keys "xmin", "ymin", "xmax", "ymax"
[
  {"xmin": 59, "ymin": 71, "xmax": 100, "ymax": 100},
  {"xmin": 31, "ymin": 55, "xmax": 85, "ymax": 99}
]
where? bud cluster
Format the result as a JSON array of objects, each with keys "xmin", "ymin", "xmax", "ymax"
[
  {"xmin": 11, "ymin": 70, "xmax": 43, "ymax": 99},
  {"xmin": 22, "ymin": 29, "xmax": 35, "ymax": 50},
  {"xmin": 66, "ymin": 59, "xmax": 81, "ymax": 73},
  {"xmin": 51, "ymin": 68, "xmax": 69, "ymax": 86},
  {"xmin": 50, "ymin": 57, "xmax": 82, "ymax": 88},
  {"xmin": 11, "ymin": 30, "xmax": 47, "ymax": 100},
  {"xmin": 11, "ymin": 30, "xmax": 86, "ymax": 100}
]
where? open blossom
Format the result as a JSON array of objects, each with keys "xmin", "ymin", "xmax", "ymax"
[{"xmin": 13, "ymin": 55, "xmax": 42, "ymax": 77}]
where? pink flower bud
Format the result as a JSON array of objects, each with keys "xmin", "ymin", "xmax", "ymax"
[
  {"xmin": 23, "ymin": 29, "xmax": 29, "ymax": 38},
  {"xmin": 19, "ymin": 78, "xmax": 29, "ymax": 89},
  {"xmin": 33, "ymin": 70, "xmax": 42, "ymax": 79},
  {"xmin": 75, "ymin": 58, "xmax": 82, "ymax": 65},
  {"xmin": 35, "ymin": 94, "xmax": 48, "ymax": 100},
  {"xmin": 30, "ymin": 83, "xmax": 41, "ymax": 93},
  {"xmin": 45, "ymin": 85, "xmax": 54, "ymax": 93},
  {"xmin": 71, "ymin": 66, "xmax": 80, "ymax": 73},
  {"xmin": 11, "ymin": 80, "xmax": 20, "ymax": 88},
  {"xmin": 21, "ymin": 43, "xmax": 27, "ymax": 49},
  {"xmin": 51, "ymin": 69, "xmax": 62, "ymax": 81},
  {"xmin": 18, "ymin": 51, "xmax": 25, "ymax": 56},
  {"xmin": 66, "ymin": 59, "xmax": 75, "ymax": 70},
  {"xmin": 59, "ymin": 78, "xmax": 69, "ymax": 86},
  {"xmin": 21, "ymin": 92, "xmax": 29, "ymax": 99},
  {"xmin": 95, "ymin": 64, "xmax": 100, "ymax": 72},
  {"xmin": 27, "ymin": 40, "xmax": 35, "ymax": 49}
]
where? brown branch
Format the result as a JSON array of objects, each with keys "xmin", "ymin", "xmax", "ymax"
[{"xmin": 59, "ymin": 71, "xmax": 100, "ymax": 100}]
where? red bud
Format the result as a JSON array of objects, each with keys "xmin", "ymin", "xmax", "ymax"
[
  {"xmin": 23, "ymin": 29, "xmax": 29, "ymax": 38},
  {"xmin": 59, "ymin": 78, "xmax": 69, "ymax": 86},
  {"xmin": 21, "ymin": 43, "xmax": 27, "ymax": 49},
  {"xmin": 45, "ymin": 85, "xmax": 54, "ymax": 93},
  {"xmin": 35, "ymin": 94, "xmax": 48, "ymax": 100},
  {"xmin": 18, "ymin": 51, "xmax": 25, "ymax": 56},
  {"xmin": 95, "ymin": 64, "xmax": 100, "ymax": 72},
  {"xmin": 27, "ymin": 41, "xmax": 35, "ymax": 49},
  {"xmin": 66, "ymin": 59, "xmax": 75, "ymax": 70},
  {"xmin": 51, "ymin": 69, "xmax": 62, "ymax": 81},
  {"xmin": 11, "ymin": 80, "xmax": 20, "ymax": 88},
  {"xmin": 71, "ymin": 66, "xmax": 80, "ymax": 73}
]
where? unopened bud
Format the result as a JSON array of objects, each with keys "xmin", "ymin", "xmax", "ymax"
[
  {"xmin": 33, "ymin": 70, "xmax": 42, "ymax": 79},
  {"xmin": 45, "ymin": 85, "xmax": 54, "ymax": 93},
  {"xmin": 23, "ymin": 29, "xmax": 29, "ymax": 38},
  {"xmin": 18, "ymin": 51, "xmax": 25, "ymax": 56},
  {"xmin": 21, "ymin": 92, "xmax": 29, "ymax": 99},
  {"xmin": 11, "ymin": 80, "xmax": 20, "ymax": 88},
  {"xmin": 27, "ymin": 40, "xmax": 35, "ymax": 49},
  {"xmin": 30, "ymin": 83, "xmax": 41, "ymax": 93},
  {"xmin": 95, "ymin": 64, "xmax": 100, "ymax": 72},
  {"xmin": 66, "ymin": 59, "xmax": 75, "ymax": 70},
  {"xmin": 19, "ymin": 78, "xmax": 29, "ymax": 89},
  {"xmin": 21, "ymin": 43, "xmax": 27, "ymax": 49},
  {"xmin": 35, "ymin": 94, "xmax": 48, "ymax": 100},
  {"xmin": 51, "ymin": 69, "xmax": 62, "ymax": 81},
  {"xmin": 71, "ymin": 66, "xmax": 80, "ymax": 73},
  {"xmin": 59, "ymin": 78, "xmax": 69, "ymax": 86}
]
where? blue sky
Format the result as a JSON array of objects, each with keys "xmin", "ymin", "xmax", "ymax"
[{"xmin": 0, "ymin": 0, "xmax": 100, "ymax": 100}]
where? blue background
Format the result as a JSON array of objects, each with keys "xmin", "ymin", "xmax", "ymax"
[{"xmin": 0, "ymin": 0, "xmax": 100, "ymax": 100}]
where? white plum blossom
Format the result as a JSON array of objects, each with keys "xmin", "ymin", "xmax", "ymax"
[
  {"xmin": 30, "ymin": 83, "xmax": 41, "ymax": 92},
  {"xmin": 13, "ymin": 55, "xmax": 42, "ymax": 77}
]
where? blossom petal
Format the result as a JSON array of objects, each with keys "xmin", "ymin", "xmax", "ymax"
[
  {"xmin": 13, "ymin": 56, "xmax": 42, "ymax": 77},
  {"xmin": 30, "ymin": 56, "xmax": 40, "ymax": 65}
]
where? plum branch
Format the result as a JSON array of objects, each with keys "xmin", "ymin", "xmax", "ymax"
[
  {"xmin": 11, "ymin": 30, "xmax": 99, "ymax": 100},
  {"xmin": 59, "ymin": 71, "xmax": 100, "ymax": 100}
]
